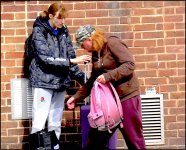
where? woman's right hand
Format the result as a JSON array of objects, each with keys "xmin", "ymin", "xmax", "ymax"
[
  {"xmin": 70, "ymin": 55, "xmax": 91, "ymax": 64},
  {"xmin": 66, "ymin": 96, "xmax": 76, "ymax": 110}
]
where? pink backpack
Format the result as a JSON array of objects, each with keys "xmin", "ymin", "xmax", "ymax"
[{"xmin": 88, "ymin": 81, "xmax": 124, "ymax": 133}]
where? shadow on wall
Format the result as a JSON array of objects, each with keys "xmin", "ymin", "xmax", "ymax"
[{"xmin": 21, "ymin": 119, "xmax": 32, "ymax": 150}]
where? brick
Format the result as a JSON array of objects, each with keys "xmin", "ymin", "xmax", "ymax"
[
  {"xmin": 134, "ymin": 40, "xmax": 156, "ymax": 47},
  {"xmin": 130, "ymin": 17, "xmax": 140, "ymax": 23},
  {"xmin": 134, "ymin": 33, "xmax": 141, "ymax": 39},
  {"xmin": 146, "ymin": 47, "xmax": 165, "ymax": 54},
  {"xmin": 1, "ymin": 106, "xmax": 11, "ymax": 113},
  {"xmin": 164, "ymin": 99, "xmax": 176, "ymax": 107},
  {"xmin": 1, "ymin": 13, "xmax": 14, "ymax": 20},
  {"xmin": 166, "ymin": 31, "xmax": 184, "ymax": 38},
  {"xmin": 1, "ymin": 60, "xmax": 16, "ymax": 67},
  {"xmin": 3, "ymin": 5, "xmax": 25, "ymax": 12},
  {"xmin": 144, "ymin": 1, "xmax": 164, "ymax": 7},
  {"xmin": 27, "ymin": 5, "xmax": 48, "ymax": 12},
  {"xmin": 164, "ymin": 23, "xmax": 175, "ymax": 30},
  {"xmin": 129, "ymin": 47, "xmax": 145, "ymax": 55},
  {"xmin": 160, "ymin": 84, "xmax": 177, "ymax": 92},
  {"xmin": 165, "ymin": 38, "xmax": 176, "ymax": 45},
  {"xmin": 158, "ymin": 54, "xmax": 176, "ymax": 61},
  {"xmin": 168, "ymin": 137, "xmax": 185, "ymax": 146},
  {"xmin": 176, "ymin": 38, "xmax": 185, "ymax": 45},
  {"xmin": 5, "ymin": 52, "xmax": 23, "ymax": 59},
  {"xmin": 15, "ymin": 13, "xmax": 26, "ymax": 20},
  {"xmin": 164, "ymin": 1, "xmax": 182, "ymax": 6},
  {"xmin": 6, "ymin": 67, "xmax": 23, "ymax": 75},
  {"xmin": 142, "ymin": 16, "xmax": 163, "ymax": 23},
  {"xmin": 177, "ymin": 53, "xmax": 185, "ymax": 60},
  {"xmin": 1, "ymin": 136, "xmax": 18, "ymax": 143},
  {"xmin": 68, "ymin": 11, "xmax": 85, "ymax": 18},
  {"xmin": 167, "ymin": 61, "xmax": 178, "ymax": 68},
  {"xmin": 121, "ymin": 1, "xmax": 142, "ymax": 8},
  {"xmin": 143, "ymin": 31, "xmax": 164, "ymax": 39},
  {"xmin": 134, "ymin": 24, "xmax": 155, "ymax": 31},
  {"xmin": 176, "ymin": 7, "xmax": 185, "ymax": 14},
  {"xmin": 1, "ymin": 45, "xmax": 16, "ymax": 52},
  {"xmin": 62, "ymin": 3, "xmax": 74, "ymax": 11},
  {"xmin": 170, "ymin": 92, "xmax": 185, "ymax": 99},
  {"xmin": 121, "ymin": 32, "xmax": 134, "ymax": 39},
  {"xmin": 109, "ymin": 9, "xmax": 131, "ymax": 17},
  {"xmin": 110, "ymin": 25, "xmax": 132, "ymax": 32},
  {"xmin": 178, "ymin": 129, "xmax": 185, "ymax": 137},
  {"xmin": 178, "ymin": 84, "xmax": 185, "ymax": 91},
  {"xmin": 145, "ymin": 77, "xmax": 167, "ymax": 85},
  {"xmin": 1, "ymin": 122, "xmax": 18, "ymax": 129},
  {"xmin": 5, "ymin": 83, "xmax": 10, "ymax": 91},
  {"xmin": 8, "ymin": 143, "xmax": 23, "ymax": 149},
  {"xmin": 157, "ymin": 39, "xmax": 164, "ymax": 46},
  {"xmin": 97, "ymin": 17, "xmax": 119, "ymax": 25},
  {"xmin": 166, "ymin": 46, "xmax": 184, "ymax": 53},
  {"xmin": 1, "ymin": 75, "xmax": 16, "ymax": 82},
  {"xmin": 164, "ymin": 130, "xmax": 177, "ymax": 137},
  {"xmin": 27, "ymin": 12, "xmax": 37, "ymax": 19},
  {"xmin": 175, "ymin": 23, "xmax": 185, "ymax": 29},
  {"xmin": 8, "ymin": 128, "xmax": 30, "ymax": 136},
  {"xmin": 133, "ymin": 8, "xmax": 154, "ymax": 16},
  {"xmin": 164, "ymin": 15, "xmax": 183, "ymax": 22},
  {"xmin": 73, "ymin": 18, "xmax": 96, "ymax": 26},
  {"xmin": 135, "ymin": 55, "xmax": 156, "ymax": 62},
  {"xmin": 169, "ymin": 77, "xmax": 185, "ymax": 84},
  {"xmin": 156, "ymin": 23, "xmax": 164, "ymax": 30},
  {"xmin": 15, "ymin": 29, "xmax": 26, "ymax": 35},
  {"xmin": 178, "ymin": 68, "xmax": 185, "ymax": 76},
  {"xmin": 75, "ymin": 2, "xmax": 96, "ymax": 10},
  {"xmin": 164, "ymin": 8, "xmax": 175, "ymax": 14},
  {"xmin": 97, "ymin": 2, "xmax": 119, "ymax": 9},
  {"xmin": 158, "ymin": 69, "xmax": 177, "ymax": 77},
  {"xmin": 176, "ymin": 114, "xmax": 185, "ymax": 122},
  {"xmin": 1, "ymin": 36, "xmax": 4, "ymax": 43},
  {"xmin": 176, "ymin": 98, "xmax": 185, "ymax": 107},
  {"xmin": 1, "ymin": 29, "xmax": 15, "ymax": 36},
  {"xmin": 3, "ymin": 21, "xmax": 26, "ymax": 28}
]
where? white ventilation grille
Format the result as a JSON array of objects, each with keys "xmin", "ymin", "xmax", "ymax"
[
  {"xmin": 11, "ymin": 78, "xmax": 33, "ymax": 119},
  {"xmin": 140, "ymin": 94, "xmax": 164, "ymax": 145}
]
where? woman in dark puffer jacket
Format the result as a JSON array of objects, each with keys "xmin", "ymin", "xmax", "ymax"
[{"xmin": 28, "ymin": 2, "xmax": 91, "ymax": 145}]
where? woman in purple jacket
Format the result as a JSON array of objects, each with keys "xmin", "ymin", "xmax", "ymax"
[{"xmin": 67, "ymin": 25, "xmax": 146, "ymax": 150}]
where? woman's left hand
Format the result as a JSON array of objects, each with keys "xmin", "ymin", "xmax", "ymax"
[{"xmin": 96, "ymin": 74, "xmax": 106, "ymax": 84}]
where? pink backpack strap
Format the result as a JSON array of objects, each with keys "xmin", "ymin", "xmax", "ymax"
[{"xmin": 109, "ymin": 82, "xmax": 124, "ymax": 121}]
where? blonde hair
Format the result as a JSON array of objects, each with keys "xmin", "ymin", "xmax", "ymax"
[
  {"xmin": 40, "ymin": 3, "xmax": 68, "ymax": 20},
  {"xmin": 92, "ymin": 29, "xmax": 107, "ymax": 52}
]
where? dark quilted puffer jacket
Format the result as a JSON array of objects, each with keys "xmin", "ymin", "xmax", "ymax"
[{"xmin": 29, "ymin": 16, "xmax": 85, "ymax": 90}]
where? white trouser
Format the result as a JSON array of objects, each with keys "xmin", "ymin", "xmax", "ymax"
[{"xmin": 31, "ymin": 87, "xmax": 65, "ymax": 139}]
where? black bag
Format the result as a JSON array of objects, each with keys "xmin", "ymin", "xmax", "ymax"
[
  {"xmin": 29, "ymin": 130, "xmax": 60, "ymax": 150},
  {"xmin": 23, "ymin": 27, "xmax": 47, "ymax": 78},
  {"xmin": 23, "ymin": 33, "xmax": 34, "ymax": 78}
]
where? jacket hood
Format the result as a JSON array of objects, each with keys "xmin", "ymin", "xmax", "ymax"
[
  {"xmin": 33, "ymin": 17, "xmax": 51, "ymax": 31},
  {"xmin": 33, "ymin": 16, "xmax": 68, "ymax": 36}
]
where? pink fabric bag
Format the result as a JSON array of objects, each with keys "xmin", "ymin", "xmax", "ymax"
[{"xmin": 88, "ymin": 81, "xmax": 123, "ymax": 133}]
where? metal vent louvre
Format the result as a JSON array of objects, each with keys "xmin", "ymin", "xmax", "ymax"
[
  {"xmin": 11, "ymin": 78, "xmax": 33, "ymax": 119},
  {"xmin": 140, "ymin": 94, "xmax": 164, "ymax": 145}
]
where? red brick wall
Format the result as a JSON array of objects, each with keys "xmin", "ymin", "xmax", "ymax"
[{"xmin": 1, "ymin": 1, "xmax": 185, "ymax": 149}]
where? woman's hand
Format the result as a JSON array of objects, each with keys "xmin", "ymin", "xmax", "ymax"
[
  {"xmin": 70, "ymin": 55, "xmax": 91, "ymax": 64},
  {"xmin": 66, "ymin": 96, "xmax": 76, "ymax": 110},
  {"xmin": 96, "ymin": 74, "xmax": 106, "ymax": 84}
]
